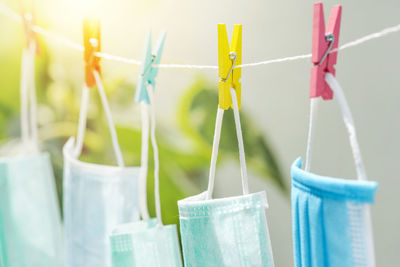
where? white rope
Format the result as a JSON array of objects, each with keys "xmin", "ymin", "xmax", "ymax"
[
  {"xmin": 206, "ymin": 89, "xmax": 249, "ymax": 199},
  {"xmin": 139, "ymin": 102, "xmax": 150, "ymax": 220},
  {"xmin": 1, "ymin": 2, "xmax": 400, "ymax": 70},
  {"xmin": 146, "ymin": 85, "xmax": 163, "ymax": 226},
  {"xmin": 20, "ymin": 46, "xmax": 29, "ymax": 146},
  {"xmin": 304, "ymin": 98, "xmax": 319, "ymax": 172},
  {"xmin": 93, "ymin": 71, "xmax": 125, "ymax": 167},
  {"xmin": 325, "ymin": 73, "xmax": 367, "ymax": 181}
]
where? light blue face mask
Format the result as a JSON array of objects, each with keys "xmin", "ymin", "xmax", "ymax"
[
  {"xmin": 292, "ymin": 73, "xmax": 378, "ymax": 267},
  {"xmin": 178, "ymin": 88, "xmax": 275, "ymax": 267},
  {"xmin": 109, "ymin": 62, "xmax": 182, "ymax": 267},
  {"xmin": 63, "ymin": 74, "xmax": 139, "ymax": 267},
  {"xmin": 0, "ymin": 43, "xmax": 63, "ymax": 267}
]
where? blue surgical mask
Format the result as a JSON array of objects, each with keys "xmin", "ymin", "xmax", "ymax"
[
  {"xmin": 110, "ymin": 80, "xmax": 182, "ymax": 267},
  {"xmin": 63, "ymin": 75, "xmax": 140, "ymax": 267},
  {"xmin": 292, "ymin": 73, "xmax": 378, "ymax": 267},
  {"xmin": 0, "ymin": 43, "xmax": 63, "ymax": 267},
  {"xmin": 178, "ymin": 88, "xmax": 275, "ymax": 267}
]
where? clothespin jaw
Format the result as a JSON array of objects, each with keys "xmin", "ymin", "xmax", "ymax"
[
  {"xmin": 135, "ymin": 30, "xmax": 167, "ymax": 104},
  {"xmin": 218, "ymin": 24, "xmax": 242, "ymax": 110},
  {"xmin": 310, "ymin": 2, "xmax": 342, "ymax": 100},
  {"xmin": 83, "ymin": 18, "xmax": 101, "ymax": 88},
  {"xmin": 18, "ymin": 0, "xmax": 39, "ymax": 54}
]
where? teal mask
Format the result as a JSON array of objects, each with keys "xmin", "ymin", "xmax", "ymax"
[
  {"xmin": 292, "ymin": 73, "xmax": 378, "ymax": 267},
  {"xmin": 110, "ymin": 71, "xmax": 182, "ymax": 267},
  {"xmin": 0, "ymin": 44, "xmax": 63, "ymax": 267},
  {"xmin": 63, "ymin": 75, "xmax": 140, "ymax": 267},
  {"xmin": 178, "ymin": 88, "xmax": 275, "ymax": 267}
]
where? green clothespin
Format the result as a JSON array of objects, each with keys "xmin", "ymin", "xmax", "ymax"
[{"xmin": 135, "ymin": 30, "xmax": 167, "ymax": 104}]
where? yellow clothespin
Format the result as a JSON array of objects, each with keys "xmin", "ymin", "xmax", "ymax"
[
  {"xmin": 218, "ymin": 24, "xmax": 242, "ymax": 110},
  {"xmin": 83, "ymin": 18, "xmax": 101, "ymax": 88}
]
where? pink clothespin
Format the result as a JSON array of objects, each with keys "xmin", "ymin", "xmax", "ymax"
[{"xmin": 310, "ymin": 2, "xmax": 342, "ymax": 100}]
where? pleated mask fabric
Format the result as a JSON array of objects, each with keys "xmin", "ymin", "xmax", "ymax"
[
  {"xmin": 0, "ymin": 43, "xmax": 63, "ymax": 267},
  {"xmin": 63, "ymin": 74, "xmax": 139, "ymax": 267},
  {"xmin": 178, "ymin": 88, "xmax": 275, "ymax": 267},
  {"xmin": 109, "ymin": 77, "xmax": 183, "ymax": 267},
  {"xmin": 291, "ymin": 158, "xmax": 377, "ymax": 267},
  {"xmin": 292, "ymin": 73, "xmax": 378, "ymax": 267}
]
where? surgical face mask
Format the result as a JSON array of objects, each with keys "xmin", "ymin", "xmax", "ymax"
[
  {"xmin": 63, "ymin": 72, "xmax": 139, "ymax": 267},
  {"xmin": 292, "ymin": 73, "xmax": 378, "ymax": 267},
  {"xmin": 0, "ymin": 43, "xmax": 63, "ymax": 267},
  {"xmin": 178, "ymin": 88, "xmax": 275, "ymax": 267},
  {"xmin": 110, "ymin": 84, "xmax": 182, "ymax": 267}
]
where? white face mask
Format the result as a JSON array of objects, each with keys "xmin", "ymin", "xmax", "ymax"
[
  {"xmin": 0, "ymin": 43, "xmax": 63, "ymax": 267},
  {"xmin": 109, "ymin": 80, "xmax": 182, "ymax": 267},
  {"xmin": 178, "ymin": 88, "xmax": 275, "ymax": 267},
  {"xmin": 63, "ymin": 72, "xmax": 140, "ymax": 267}
]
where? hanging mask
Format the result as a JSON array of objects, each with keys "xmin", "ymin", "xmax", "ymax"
[
  {"xmin": 178, "ymin": 87, "xmax": 275, "ymax": 267},
  {"xmin": 63, "ymin": 71, "xmax": 140, "ymax": 267},
  {"xmin": 292, "ymin": 73, "xmax": 378, "ymax": 267},
  {"xmin": 110, "ymin": 43, "xmax": 183, "ymax": 266},
  {"xmin": 0, "ymin": 43, "xmax": 63, "ymax": 266}
]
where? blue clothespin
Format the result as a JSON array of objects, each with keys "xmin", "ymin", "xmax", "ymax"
[{"xmin": 135, "ymin": 30, "xmax": 167, "ymax": 104}]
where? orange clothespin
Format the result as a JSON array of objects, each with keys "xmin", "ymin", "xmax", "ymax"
[
  {"xmin": 218, "ymin": 24, "xmax": 242, "ymax": 110},
  {"xmin": 83, "ymin": 18, "xmax": 101, "ymax": 88},
  {"xmin": 18, "ymin": 0, "xmax": 39, "ymax": 54}
]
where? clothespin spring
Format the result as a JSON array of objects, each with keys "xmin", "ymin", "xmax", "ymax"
[
  {"xmin": 316, "ymin": 34, "xmax": 334, "ymax": 66},
  {"xmin": 221, "ymin": 52, "xmax": 237, "ymax": 82},
  {"xmin": 142, "ymin": 55, "xmax": 156, "ymax": 77}
]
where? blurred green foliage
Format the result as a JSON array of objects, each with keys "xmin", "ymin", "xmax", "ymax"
[{"xmin": 0, "ymin": 20, "xmax": 286, "ymax": 226}]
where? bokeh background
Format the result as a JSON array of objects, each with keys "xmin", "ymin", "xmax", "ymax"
[{"xmin": 1, "ymin": 0, "xmax": 400, "ymax": 266}]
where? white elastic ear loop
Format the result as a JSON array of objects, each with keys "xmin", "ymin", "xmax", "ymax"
[
  {"xmin": 325, "ymin": 73, "xmax": 367, "ymax": 181},
  {"xmin": 206, "ymin": 107, "xmax": 224, "ymax": 200},
  {"xmin": 139, "ymin": 102, "xmax": 150, "ymax": 220},
  {"xmin": 73, "ymin": 85, "xmax": 90, "ymax": 158},
  {"xmin": 93, "ymin": 71, "xmax": 125, "ymax": 167},
  {"xmin": 20, "ymin": 48, "xmax": 29, "ymax": 146},
  {"xmin": 230, "ymin": 87, "xmax": 249, "ymax": 195},
  {"xmin": 206, "ymin": 88, "xmax": 249, "ymax": 200},
  {"xmin": 27, "ymin": 42, "xmax": 38, "ymax": 151},
  {"xmin": 146, "ymin": 85, "xmax": 163, "ymax": 226},
  {"xmin": 304, "ymin": 98, "xmax": 320, "ymax": 172},
  {"xmin": 325, "ymin": 72, "xmax": 375, "ymax": 267}
]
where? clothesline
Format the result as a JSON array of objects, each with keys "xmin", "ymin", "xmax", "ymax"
[{"xmin": 1, "ymin": 2, "xmax": 400, "ymax": 70}]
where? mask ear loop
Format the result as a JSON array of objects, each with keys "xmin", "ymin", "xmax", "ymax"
[
  {"xmin": 20, "ymin": 41, "xmax": 39, "ymax": 152},
  {"xmin": 145, "ymin": 85, "xmax": 163, "ymax": 226},
  {"xmin": 206, "ymin": 87, "xmax": 249, "ymax": 200},
  {"xmin": 139, "ymin": 102, "xmax": 150, "ymax": 220},
  {"xmin": 325, "ymin": 73, "xmax": 375, "ymax": 267},
  {"xmin": 28, "ymin": 42, "xmax": 38, "ymax": 151},
  {"xmin": 72, "ymin": 71, "xmax": 125, "ymax": 168}
]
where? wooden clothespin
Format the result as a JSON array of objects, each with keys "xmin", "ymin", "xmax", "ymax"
[
  {"xmin": 218, "ymin": 24, "xmax": 242, "ymax": 110},
  {"xmin": 135, "ymin": 30, "xmax": 167, "ymax": 104},
  {"xmin": 83, "ymin": 18, "xmax": 101, "ymax": 88},
  {"xmin": 310, "ymin": 2, "xmax": 342, "ymax": 100},
  {"xmin": 18, "ymin": 0, "xmax": 39, "ymax": 54}
]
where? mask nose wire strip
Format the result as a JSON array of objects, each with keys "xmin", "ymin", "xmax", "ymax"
[
  {"xmin": 206, "ymin": 88, "xmax": 249, "ymax": 200},
  {"xmin": 146, "ymin": 85, "xmax": 163, "ymax": 226},
  {"xmin": 139, "ymin": 102, "xmax": 150, "ymax": 220},
  {"xmin": 325, "ymin": 73, "xmax": 367, "ymax": 181},
  {"xmin": 93, "ymin": 70, "xmax": 125, "ymax": 167},
  {"xmin": 304, "ymin": 98, "xmax": 319, "ymax": 172}
]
